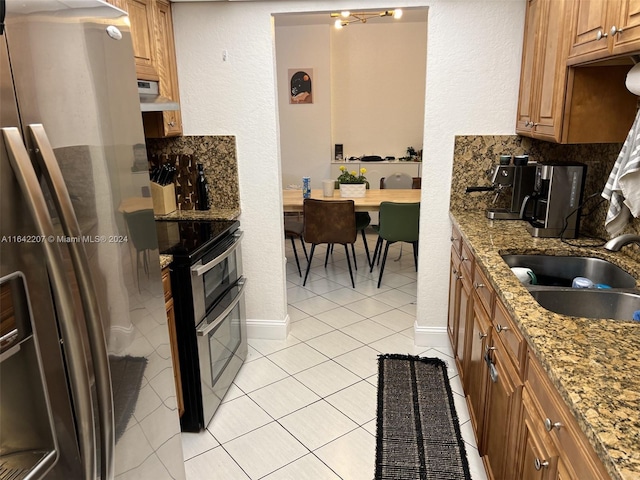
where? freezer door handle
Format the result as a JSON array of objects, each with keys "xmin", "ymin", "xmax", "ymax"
[
  {"xmin": 2, "ymin": 127, "xmax": 96, "ymax": 480},
  {"xmin": 28, "ymin": 124, "xmax": 114, "ymax": 480}
]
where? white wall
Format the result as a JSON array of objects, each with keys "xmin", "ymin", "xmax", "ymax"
[
  {"xmin": 276, "ymin": 19, "xmax": 426, "ymax": 189},
  {"xmin": 276, "ymin": 25, "xmax": 332, "ymax": 188},
  {"xmin": 171, "ymin": 0, "xmax": 526, "ymax": 342},
  {"xmin": 331, "ymin": 21, "xmax": 427, "ymax": 160}
]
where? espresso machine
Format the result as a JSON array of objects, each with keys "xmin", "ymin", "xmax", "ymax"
[
  {"xmin": 467, "ymin": 164, "xmax": 537, "ymax": 219},
  {"xmin": 519, "ymin": 162, "xmax": 587, "ymax": 238}
]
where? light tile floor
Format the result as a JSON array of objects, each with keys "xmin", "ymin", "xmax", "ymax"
[{"xmin": 182, "ymin": 230, "xmax": 489, "ymax": 480}]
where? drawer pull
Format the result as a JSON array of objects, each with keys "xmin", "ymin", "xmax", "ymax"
[
  {"xmin": 450, "ymin": 236, "xmax": 458, "ymax": 242},
  {"xmin": 495, "ymin": 324, "xmax": 509, "ymax": 333},
  {"xmin": 478, "ymin": 332, "xmax": 487, "ymax": 340},
  {"xmin": 461, "ymin": 256, "xmax": 469, "ymax": 262},
  {"xmin": 596, "ymin": 29, "xmax": 608, "ymax": 40},
  {"xmin": 534, "ymin": 458, "xmax": 549, "ymax": 470},
  {"xmin": 473, "ymin": 282, "xmax": 485, "ymax": 289},
  {"xmin": 544, "ymin": 418, "xmax": 562, "ymax": 432}
]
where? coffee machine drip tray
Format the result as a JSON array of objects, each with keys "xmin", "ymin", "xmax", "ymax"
[{"xmin": 486, "ymin": 208, "xmax": 523, "ymax": 220}]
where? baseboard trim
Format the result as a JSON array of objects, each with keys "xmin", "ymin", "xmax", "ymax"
[
  {"xmin": 246, "ymin": 316, "xmax": 290, "ymax": 340},
  {"xmin": 414, "ymin": 323, "xmax": 449, "ymax": 347}
]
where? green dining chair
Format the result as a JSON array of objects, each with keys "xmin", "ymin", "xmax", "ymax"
[{"xmin": 370, "ymin": 201, "xmax": 420, "ymax": 288}]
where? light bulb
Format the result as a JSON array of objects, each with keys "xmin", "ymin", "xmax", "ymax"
[
  {"xmin": 340, "ymin": 11, "xmax": 350, "ymax": 18},
  {"xmin": 334, "ymin": 19, "xmax": 344, "ymax": 29},
  {"xmin": 393, "ymin": 9, "xmax": 403, "ymax": 19}
]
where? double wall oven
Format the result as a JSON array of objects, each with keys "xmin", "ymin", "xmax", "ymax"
[{"xmin": 156, "ymin": 220, "xmax": 246, "ymax": 432}]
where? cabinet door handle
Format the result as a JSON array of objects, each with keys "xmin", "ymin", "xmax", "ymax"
[
  {"xmin": 610, "ymin": 25, "xmax": 623, "ymax": 36},
  {"xmin": 495, "ymin": 324, "xmax": 509, "ymax": 333},
  {"xmin": 461, "ymin": 256, "xmax": 469, "ymax": 262},
  {"xmin": 473, "ymin": 282, "xmax": 484, "ymax": 289},
  {"xmin": 168, "ymin": 121, "xmax": 176, "ymax": 127},
  {"xmin": 534, "ymin": 458, "xmax": 549, "ymax": 470},
  {"xmin": 524, "ymin": 121, "xmax": 531, "ymax": 127},
  {"xmin": 450, "ymin": 236, "xmax": 458, "ymax": 242},
  {"xmin": 544, "ymin": 418, "xmax": 562, "ymax": 432},
  {"xmin": 596, "ymin": 29, "xmax": 608, "ymax": 40},
  {"xmin": 478, "ymin": 332, "xmax": 487, "ymax": 340}
]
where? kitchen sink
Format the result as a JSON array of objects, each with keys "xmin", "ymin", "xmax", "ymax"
[
  {"xmin": 501, "ymin": 254, "xmax": 637, "ymax": 289},
  {"xmin": 501, "ymin": 254, "xmax": 640, "ymax": 320},
  {"xmin": 528, "ymin": 288, "xmax": 640, "ymax": 321}
]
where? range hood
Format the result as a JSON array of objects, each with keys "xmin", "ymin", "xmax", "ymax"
[{"xmin": 138, "ymin": 80, "xmax": 179, "ymax": 112}]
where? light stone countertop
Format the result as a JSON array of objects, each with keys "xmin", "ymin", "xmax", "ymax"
[
  {"xmin": 450, "ymin": 210, "xmax": 640, "ymax": 480},
  {"xmin": 159, "ymin": 254, "xmax": 172, "ymax": 270},
  {"xmin": 155, "ymin": 206, "xmax": 240, "ymax": 221}
]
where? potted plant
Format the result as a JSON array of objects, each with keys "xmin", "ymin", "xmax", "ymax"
[{"xmin": 337, "ymin": 166, "xmax": 368, "ymax": 197}]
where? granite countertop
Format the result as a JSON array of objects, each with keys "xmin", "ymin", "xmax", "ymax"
[
  {"xmin": 159, "ymin": 254, "xmax": 172, "ymax": 270},
  {"xmin": 155, "ymin": 206, "xmax": 240, "ymax": 221},
  {"xmin": 450, "ymin": 210, "xmax": 640, "ymax": 480}
]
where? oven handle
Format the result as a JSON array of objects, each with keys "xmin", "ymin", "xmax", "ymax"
[
  {"xmin": 191, "ymin": 231, "xmax": 244, "ymax": 277},
  {"xmin": 196, "ymin": 278, "xmax": 247, "ymax": 337}
]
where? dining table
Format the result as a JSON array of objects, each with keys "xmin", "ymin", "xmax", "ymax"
[{"xmin": 282, "ymin": 189, "xmax": 421, "ymax": 212}]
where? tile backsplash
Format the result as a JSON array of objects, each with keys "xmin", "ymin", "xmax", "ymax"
[{"xmin": 450, "ymin": 135, "xmax": 640, "ymax": 262}]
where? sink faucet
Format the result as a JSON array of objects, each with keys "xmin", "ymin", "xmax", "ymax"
[{"xmin": 603, "ymin": 234, "xmax": 640, "ymax": 251}]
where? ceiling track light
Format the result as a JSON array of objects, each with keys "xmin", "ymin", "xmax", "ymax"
[{"xmin": 330, "ymin": 9, "xmax": 402, "ymax": 28}]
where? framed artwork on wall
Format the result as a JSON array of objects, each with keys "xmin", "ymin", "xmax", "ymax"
[{"xmin": 289, "ymin": 69, "xmax": 313, "ymax": 104}]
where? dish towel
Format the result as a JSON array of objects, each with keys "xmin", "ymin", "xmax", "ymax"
[{"xmin": 602, "ymin": 108, "xmax": 640, "ymax": 236}]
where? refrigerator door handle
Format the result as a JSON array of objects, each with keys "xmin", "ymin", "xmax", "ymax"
[
  {"xmin": 1, "ymin": 127, "xmax": 96, "ymax": 480},
  {"xmin": 28, "ymin": 124, "xmax": 114, "ymax": 480}
]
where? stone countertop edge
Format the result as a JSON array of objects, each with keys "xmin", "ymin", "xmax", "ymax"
[
  {"xmin": 159, "ymin": 254, "xmax": 172, "ymax": 270},
  {"xmin": 450, "ymin": 210, "xmax": 640, "ymax": 480},
  {"xmin": 154, "ymin": 207, "xmax": 240, "ymax": 221}
]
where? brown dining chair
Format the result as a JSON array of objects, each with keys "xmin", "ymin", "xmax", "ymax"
[
  {"xmin": 303, "ymin": 198, "xmax": 357, "ymax": 288},
  {"xmin": 333, "ymin": 181, "xmax": 372, "ymax": 269},
  {"xmin": 284, "ymin": 215, "xmax": 308, "ymax": 277}
]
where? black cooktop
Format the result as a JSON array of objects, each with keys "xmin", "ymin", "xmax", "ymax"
[{"xmin": 155, "ymin": 220, "xmax": 239, "ymax": 260}]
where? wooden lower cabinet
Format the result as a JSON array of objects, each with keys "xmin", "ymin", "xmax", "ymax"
[
  {"xmin": 465, "ymin": 299, "xmax": 490, "ymax": 448},
  {"xmin": 482, "ymin": 331, "xmax": 523, "ymax": 480},
  {"xmin": 162, "ymin": 266, "xmax": 184, "ymax": 417},
  {"xmin": 448, "ymin": 226, "xmax": 611, "ymax": 480},
  {"xmin": 517, "ymin": 390, "xmax": 559, "ymax": 480}
]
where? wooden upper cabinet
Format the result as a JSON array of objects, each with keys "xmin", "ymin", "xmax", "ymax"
[
  {"xmin": 516, "ymin": 0, "xmax": 570, "ymax": 142},
  {"xmin": 566, "ymin": 0, "xmax": 612, "ymax": 63},
  {"xmin": 143, "ymin": 0, "xmax": 183, "ymax": 137},
  {"xmin": 568, "ymin": 0, "xmax": 640, "ymax": 64},
  {"xmin": 107, "ymin": 0, "xmax": 183, "ymax": 137},
  {"xmin": 126, "ymin": 0, "xmax": 159, "ymax": 81},
  {"xmin": 516, "ymin": 0, "xmax": 540, "ymax": 133},
  {"xmin": 517, "ymin": 0, "xmax": 637, "ymax": 143},
  {"xmin": 612, "ymin": 0, "xmax": 640, "ymax": 55}
]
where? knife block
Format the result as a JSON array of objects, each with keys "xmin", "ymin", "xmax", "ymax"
[{"xmin": 150, "ymin": 182, "xmax": 177, "ymax": 215}]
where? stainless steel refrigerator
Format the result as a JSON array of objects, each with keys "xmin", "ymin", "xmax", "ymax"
[{"xmin": 0, "ymin": 1, "xmax": 186, "ymax": 479}]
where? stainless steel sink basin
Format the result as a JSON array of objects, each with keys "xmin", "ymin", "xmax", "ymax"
[
  {"xmin": 529, "ymin": 288, "xmax": 640, "ymax": 321},
  {"xmin": 501, "ymin": 254, "xmax": 637, "ymax": 289}
]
